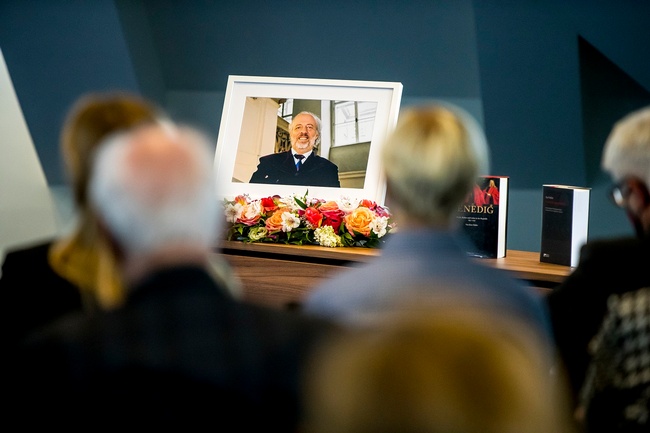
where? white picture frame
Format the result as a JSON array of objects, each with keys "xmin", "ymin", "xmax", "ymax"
[{"xmin": 213, "ymin": 75, "xmax": 403, "ymax": 204}]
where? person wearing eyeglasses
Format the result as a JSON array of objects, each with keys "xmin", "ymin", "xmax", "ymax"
[
  {"xmin": 546, "ymin": 105, "xmax": 650, "ymax": 426},
  {"xmin": 249, "ymin": 111, "xmax": 340, "ymax": 187}
]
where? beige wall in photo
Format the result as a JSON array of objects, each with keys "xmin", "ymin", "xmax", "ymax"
[{"xmin": 233, "ymin": 96, "xmax": 279, "ymax": 183}]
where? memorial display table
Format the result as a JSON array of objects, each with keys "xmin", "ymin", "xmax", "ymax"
[{"xmin": 217, "ymin": 240, "xmax": 572, "ymax": 309}]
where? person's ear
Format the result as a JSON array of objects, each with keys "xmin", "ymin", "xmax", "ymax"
[
  {"xmin": 624, "ymin": 178, "xmax": 650, "ymax": 236},
  {"xmin": 626, "ymin": 178, "xmax": 650, "ymax": 210}
]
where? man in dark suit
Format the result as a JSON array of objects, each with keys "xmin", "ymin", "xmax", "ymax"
[
  {"xmin": 8, "ymin": 122, "xmax": 337, "ymax": 429},
  {"xmin": 249, "ymin": 111, "xmax": 340, "ymax": 187}
]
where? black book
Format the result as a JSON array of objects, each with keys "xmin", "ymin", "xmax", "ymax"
[{"xmin": 539, "ymin": 184, "xmax": 590, "ymax": 267}]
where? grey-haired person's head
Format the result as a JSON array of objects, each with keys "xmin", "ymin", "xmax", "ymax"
[{"xmin": 89, "ymin": 122, "xmax": 220, "ymax": 260}]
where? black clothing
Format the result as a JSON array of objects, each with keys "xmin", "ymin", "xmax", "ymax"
[
  {"xmin": 9, "ymin": 265, "xmax": 338, "ymax": 430},
  {"xmin": 0, "ymin": 240, "xmax": 83, "ymax": 349},
  {"xmin": 546, "ymin": 236, "xmax": 650, "ymax": 405},
  {"xmin": 249, "ymin": 150, "xmax": 340, "ymax": 187}
]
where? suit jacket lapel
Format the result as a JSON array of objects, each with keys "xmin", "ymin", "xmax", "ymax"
[
  {"xmin": 281, "ymin": 152, "xmax": 297, "ymax": 173},
  {"xmin": 299, "ymin": 154, "xmax": 319, "ymax": 172}
]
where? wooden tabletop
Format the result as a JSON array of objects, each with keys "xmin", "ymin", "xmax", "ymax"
[
  {"xmin": 478, "ymin": 250, "xmax": 572, "ymax": 284},
  {"xmin": 219, "ymin": 240, "xmax": 572, "ymax": 284},
  {"xmin": 220, "ymin": 239, "xmax": 378, "ymax": 261},
  {"xmin": 218, "ymin": 241, "xmax": 572, "ymax": 306}
]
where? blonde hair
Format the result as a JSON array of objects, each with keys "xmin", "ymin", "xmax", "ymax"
[
  {"xmin": 381, "ymin": 105, "xmax": 489, "ymax": 225},
  {"xmin": 61, "ymin": 92, "xmax": 161, "ymax": 209},
  {"xmin": 302, "ymin": 303, "xmax": 575, "ymax": 433},
  {"xmin": 601, "ymin": 105, "xmax": 650, "ymax": 185},
  {"xmin": 50, "ymin": 92, "xmax": 162, "ymax": 310}
]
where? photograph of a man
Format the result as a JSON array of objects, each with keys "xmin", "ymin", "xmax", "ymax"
[{"xmin": 249, "ymin": 111, "xmax": 340, "ymax": 187}]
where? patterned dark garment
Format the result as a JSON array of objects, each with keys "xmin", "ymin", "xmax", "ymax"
[{"xmin": 581, "ymin": 287, "xmax": 650, "ymax": 432}]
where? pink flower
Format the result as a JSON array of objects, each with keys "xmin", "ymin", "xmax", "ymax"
[
  {"xmin": 373, "ymin": 204, "xmax": 391, "ymax": 218},
  {"xmin": 319, "ymin": 201, "xmax": 344, "ymax": 232},
  {"xmin": 233, "ymin": 195, "xmax": 248, "ymax": 205},
  {"xmin": 237, "ymin": 203, "xmax": 261, "ymax": 226}
]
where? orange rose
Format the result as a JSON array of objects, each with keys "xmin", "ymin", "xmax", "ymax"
[
  {"xmin": 343, "ymin": 207, "xmax": 375, "ymax": 237},
  {"xmin": 359, "ymin": 199, "xmax": 376, "ymax": 208},
  {"xmin": 318, "ymin": 201, "xmax": 340, "ymax": 213},
  {"xmin": 265, "ymin": 208, "xmax": 289, "ymax": 232}
]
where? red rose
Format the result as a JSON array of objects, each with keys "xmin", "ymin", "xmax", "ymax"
[
  {"xmin": 322, "ymin": 214, "xmax": 342, "ymax": 232},
  {"xmin": 304, "ymin": 207, "xmax": 323, "ymax": 228},
  {"xmin": 261, "ymin": 196, "xmax": 279, "ymax": 213},
  {"xmin": 318, "ymin": 201, "xmax": 344, "ymax": 232}
]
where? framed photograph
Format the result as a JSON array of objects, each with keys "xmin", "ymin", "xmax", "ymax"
[{"xmin": 213, "ymin": 75, "xmax": 403, "ymax": 204}]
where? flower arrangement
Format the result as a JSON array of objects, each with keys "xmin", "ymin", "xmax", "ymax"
[{"xmin": 223, "ymin": 191, "xmax": 394, "ymax": 248}]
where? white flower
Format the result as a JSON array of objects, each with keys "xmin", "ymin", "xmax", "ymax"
[
  {"xmin": 307, "ymin": 197, "xmax": 322, "ymax": 207},
  {"xmin": 314, "ymin": 226, "xmax": 342, "ymax": 248},
  {"xmin": 278, "ymin": 194, "xmax": 303, "ymax": 212},
  {"xmin": 244, "ymin": 200, "xmax": 261, "ymax": 220},
  {"xmin": 337, "ymin": 196, "xmax": 361, "ymax": 213},
  {"xmin": 281, "ymin": 211, "xmax": 301, "ymax": 232},
  {"xmin": 370, "ymin": 216, "xmax": 389, "ymax": 238},
  {"xmin": 224, "ymin": 202, "xmax": 244, "ymax": 223}
]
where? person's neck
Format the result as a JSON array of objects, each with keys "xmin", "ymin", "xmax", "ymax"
[
  {"xmin": 122, "ymin": 243, "xmax": 211, "ymax": 286},
  {"xmin": 392, "ymin": 209, "xmax": 451, "ymax": 231}
]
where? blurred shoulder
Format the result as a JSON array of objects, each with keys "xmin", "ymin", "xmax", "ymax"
[
  {"xmin": 3, "ymin": 239, "xmax": 54, "ymax": 264},
  {"xmin": 578, "ymin": 236, "xmax": 650, "ymax": 264}
]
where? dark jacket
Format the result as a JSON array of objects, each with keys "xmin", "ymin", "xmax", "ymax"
[
  {"xmin": 8, "ymin": 265, "xmax": 337, "ymax": 430},
  {"xmin": 0, "ymin": 240, "xmax": 83, "ymax": 349},
  {"xmin": 546, "ymin": 236, "xmax": 650, "ymax": 405},
  {"xmin": 249, "ymin": 150, "xmax": 340, "ymax": 187}
]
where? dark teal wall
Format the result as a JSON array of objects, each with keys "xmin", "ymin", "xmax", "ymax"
[
  {"xmin": 0, "ymin": 0, "xmax": 142, "ymax": 184},
  {"xmin": 1, "ymin": 0, "xmax": 649, "ymax": 251},
  {"xmin": 474, "ymin": 1, "xmax": 650, "ymax": 188}
]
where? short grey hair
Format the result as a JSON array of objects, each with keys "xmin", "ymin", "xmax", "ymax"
[
  {"xmin": 89, "ymin": 123, "xmax": 220, "ymax": 257},
  {"xmin": 602, "ymin": 105, "xmax": 650, "ymax": 186}
]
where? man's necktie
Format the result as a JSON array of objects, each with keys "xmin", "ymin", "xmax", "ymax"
[{"xmin": 295, "ymin": 154, "xmax": 305, "ymax": 171}]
